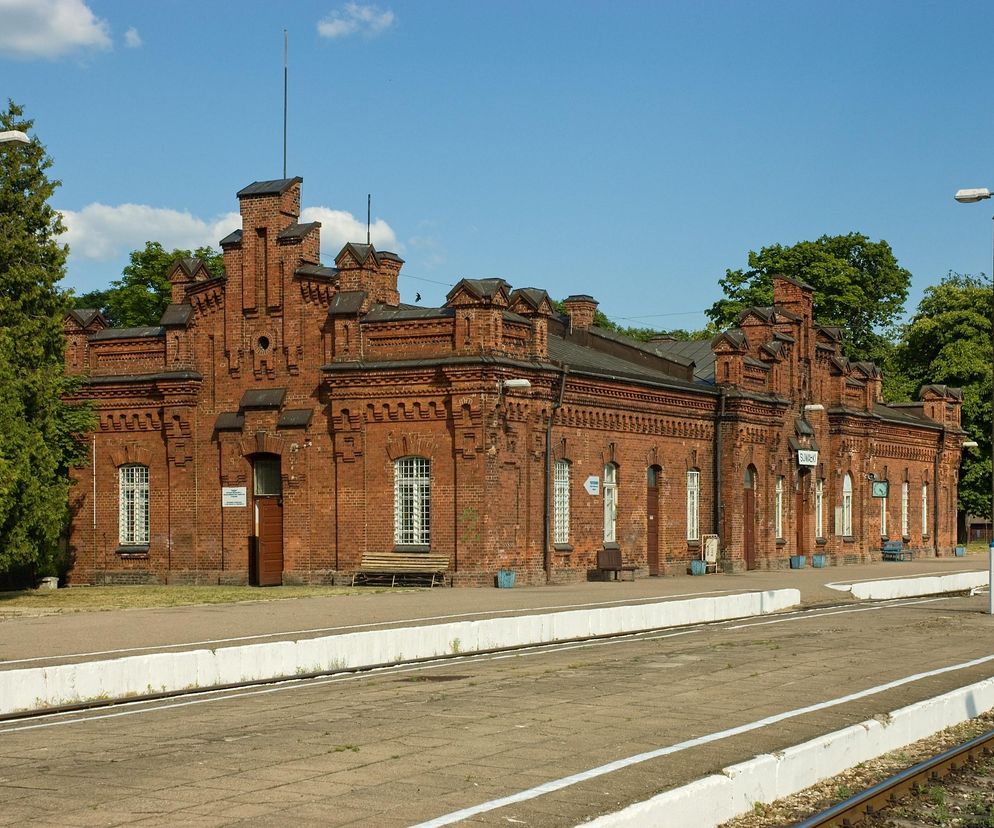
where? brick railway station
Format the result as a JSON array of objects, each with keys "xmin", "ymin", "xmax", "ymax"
[{"xmin": 62, "ymin": 176, "xmax": 966, "ymax": 586}]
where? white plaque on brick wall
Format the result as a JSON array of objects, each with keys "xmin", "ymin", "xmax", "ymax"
[
  {"xmin": 222, "ymin": 487, "xmax": 247, "ymax": 507},
  {"xmin": 584, "ymin": 476, "xmax": 600, "ymax": 496},
  {"xmin": 797, "ymin": 450, "xmax": 819, "ymax": 467}
]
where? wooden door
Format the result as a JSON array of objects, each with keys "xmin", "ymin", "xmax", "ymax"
[
  {"xmin": 795, "ymin": 470, "xmax": 808, "ymax": 557},
  {"xmin": 647, "ymin": 466, "xmax": 660, "ymax": 576},
  {"xmin": 256, "ymin": 498, "xmax": 283, "ymax": 586},
  {"xmin": 744, "ymin": 466, "xmax": 757, "ymax": 570}
]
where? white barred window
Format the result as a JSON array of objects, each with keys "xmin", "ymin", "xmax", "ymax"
[
  {"xmin": 775, "ymin": 476, "xmax": 785, "ymax": 539},
  {"xmin": 394, "ymin": 457, "xmax": 431, "ymax": 546},
  {"xmin": 603, "ymin": 463, "xmax": 618, "ymax": 543},
  {"xmin": 880, "ymin": 486, "xmax": 888, "ymax": 537},
  {"xmin": 554, "ymin": 459, "xmax": 571, "ymax": 545},
  {"xmin": 686, "ymin": 469, "xmax": 700, "ymax": 541},
  {"xmin": 815, "ymin": 479, "xmax": 824, "ymax": 538},
  {"xmin": 921, "ymin": 482, "xmax": 929, "ymax": 537},
  {"xmin": 842, "ymin": 473, "xmax": 853, "ymax": 536},
  {"xmin": 901, "ymin": 481, "xmax": 909, "ymax": 536},
  {"xmin": 118, "ymin": 464, "xmax": 149, "ymax": 545}
]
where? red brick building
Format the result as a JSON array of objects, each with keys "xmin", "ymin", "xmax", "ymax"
[{"xmin": 63, "ymin": 177, "xmax": 966, "ymax": 585}]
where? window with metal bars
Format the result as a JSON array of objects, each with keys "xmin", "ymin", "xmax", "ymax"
[
  {"xmin": 394, "ymin": 457, "xmax": 431, "ymax": 546},
  {"xmin": 901, "ymin": 481, "xmax": 909, "ymax": 536},
  {"xmin": 603, "ymin": 463, "xmax": 618, "ymax": 544},
  {"xmin": 554, "ymin": 459, "xmax": 571, "ymax": 545},
  {"xmin": 119, "ymin": 464, "xmax": 149, "ymax": 545},
  {"xmin": 686, "ymin": 469, "xmax": 700, "ymax": 541}
]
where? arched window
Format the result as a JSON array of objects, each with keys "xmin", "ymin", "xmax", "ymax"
[
  {"xmin": 119, "ymin": 464, "xmax": 149, "ymax": 545},
  {"xmin": 394, "ymin": 457, "xmax": 431, "ymax": 546},
  {"xmin": 603, "ymin": 463, "xmax": 618, "ymax": 544},
  {"xmin": 774, "ymin": 476, "xmax": 785, "ymax": 539},
  {"xmin": 686, "ymin": 469, "xmax": 700, "ymax": 541},
  {"xmin": 901, "ymin": 481, "xmax": 909, "ymax": 536},
  {"xmin": 815, "ymin": 478, "xmax": 824, "ymax": 538},
  {"xmin": 842, "ymin": 473, "xmax": 853, "ymax": 536},
  {"xmin": 554, "ymin": 459, "xmax": 571, "ymax": 545}
]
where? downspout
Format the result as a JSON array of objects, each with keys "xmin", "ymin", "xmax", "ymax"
[
  {"xmin": 713, "ymin": 388, "xmax": 726, "ymax": 561},
  {"xmin": 544, "ymin": 364, "xmax": 569, "ymax": 583}
]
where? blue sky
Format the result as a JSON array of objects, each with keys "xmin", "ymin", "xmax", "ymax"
[{"xmin": 3, "ymin": 0, "xmax": 994, "ymax": 332}]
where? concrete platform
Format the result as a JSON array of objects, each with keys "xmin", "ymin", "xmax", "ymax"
[{"xmin": 0, "ymin": 557, "xmax": 985, "ymax": 669}]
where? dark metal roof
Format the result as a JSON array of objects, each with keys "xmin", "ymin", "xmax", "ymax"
[
  {"xmin": 648, "ymin": 339, "xmax": 715, "ymax": 382},
  {"xmin": 277, "ymin": 409, "xmax": 313, "ymax": 428},
  {"xmin": 219, "ymin": 229, "xmax": 243, "ymax": 247},
  {"xmin": 773, "ymin": 272, "xmax": 815, "ymax": 291},
  {"xmin": 447, "ymin": 278, "xmax": 509, "ymax": 303},
  {"xmin": 239, "ymin": 388, "xmax": 287, "ymax": 410},
  {"xmin": 160, "ymin": 304, "xmax": 193, "ymax": 327},
  {"xmin": 502, "ymin": 310, "xmax": 530, "ymax": 325},
  {"xmin": 328, "ymin": 291, "xmax": 366, "ymax": 315},
  {"xmin": 277, "ymin": 222, "xmax": 320, "ymax": 241},
  {"xmin": 90, "ymin": 326, "xmax": 164, "ymax": 341},
  {"xmin": 564, "ymin": 294, "xmax": 597, "ymax": 303},
  {"xmin": 236, "ymin": 177, "xmax": 302, "ymax": 198},
  {"xmin": 364, "ymin": 305, "xmax": 453, "ymax": 322},
  {"xmin": 83, "ymin": 371, "xmax": 202, "ymax": 385},
  {"xmin": 795, "ymin": 417, "xmax": 814, "ymax": 436},
  {"xmin": 295, "ymin": 264, "xmax": 338, "ymax": 281},
  {"xmin": 379, "ymin": 251, "xmax": 404, "ymax": 263},
  {"xmin": 214, "ymin": 412, "xmax": 245, "ymax": 431}
]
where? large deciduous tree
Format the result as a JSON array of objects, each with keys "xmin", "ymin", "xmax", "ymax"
[
  {"xmin": 896, "ymin": 272, "xmax": 993, "ymax": 522},
  {"xmin": 0, "ymin": 101, "xmax": 92, "ymax": 582},
  {"xmin": 706, "ymin": 233, "xmax": 911, "ymax": 357},
  {"xmin": 83, "ymin": 241, "xmax": 224, "ymax": 328}
]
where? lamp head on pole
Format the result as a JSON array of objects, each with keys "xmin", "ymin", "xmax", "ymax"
[
  {"xmin": 955, "ymin": 188, "xmax": 993, "ymax": 203},
  {"xmin": 0, "ymin": 130, "xmax": 29, "ymax": 145}
]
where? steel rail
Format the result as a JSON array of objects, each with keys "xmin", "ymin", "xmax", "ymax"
[{"xmin": 792, "ymin": 726, "xmax": 994, "ymax": 827}]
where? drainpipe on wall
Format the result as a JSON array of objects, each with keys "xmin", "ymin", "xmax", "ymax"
[
  {"xmin": 933, "ymin": 430, "xmax": 944, "ymax": 556},
  {"xmin": 543, "ymin": 364, "xmax": 569, "ymax": 583}
]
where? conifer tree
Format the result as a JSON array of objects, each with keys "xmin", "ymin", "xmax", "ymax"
[{"xmin": 0, "ymin": 101, "xmax": 92, "ymax": 582}]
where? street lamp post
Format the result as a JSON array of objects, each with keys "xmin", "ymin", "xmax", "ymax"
[{"xmin": 954, "ymin": 187, "xmax": 994, "ymax": 614}]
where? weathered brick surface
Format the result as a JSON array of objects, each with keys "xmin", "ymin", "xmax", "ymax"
[{"xmin": 64, "ymin": 180, "xmax": 965, "ymax": 586}]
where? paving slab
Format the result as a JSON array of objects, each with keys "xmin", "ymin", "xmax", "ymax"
[{"xmin": 0, "ymin": 557, "xmax": 986, "ymax": 669}]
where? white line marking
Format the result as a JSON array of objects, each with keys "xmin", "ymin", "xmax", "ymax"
[
  {"xmin": 0, "ymin": 590, "xmax": 743, "ymax": 667},
  {"xmin": 409, "ymin": 649, "xmax": 994, "ymax": 827}
]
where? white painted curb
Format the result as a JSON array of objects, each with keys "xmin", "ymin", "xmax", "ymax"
[
  {"xmin": 576, "ymin": 675, "xmax": 994, "ymax": 828},
  {"xmin": 0, "ymin": 589, "xmax": 799, "ymax": 716},
  {"xmin": 827, "ymin": 570, "xmax": 988, "ymax": 600}
]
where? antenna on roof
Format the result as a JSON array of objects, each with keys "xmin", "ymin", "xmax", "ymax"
[
  {"xmin": 282, "ymin": 29, "xmax": 288, "ymax": 178},
  {"xmin": 367, "ymin": 194, "xmax": 371, "ymax": 245}
]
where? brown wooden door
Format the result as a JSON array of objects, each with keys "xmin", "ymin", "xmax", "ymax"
[
  {"xmin": 647, "ymin": 466, "xmax": 660, "ymax": 576},
  {"xmin": 795, "ymin": 470, "xmax": 808, "ymax": 557},
  {"xmin": 744, "ymin": 466, "xmax": 757, "ymax": 570},
  {"xmin": 256, "ymin": 498, "xmax": 284, "ymax": 586}
]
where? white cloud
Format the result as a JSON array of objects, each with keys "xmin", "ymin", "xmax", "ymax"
[
  {"xmin": 124, "ymin": 26, "xmax": 141, "ymax": 48},
  {"xmin": 301, "ymin": 206, "xmax": 399, "ymax": 253},
  {"xmin": 0, "ymin": 0, "xmax": 111, "ymax": 59},
  {"xmin": 60, "ymin": 203, "xmax": 241, "ymax": 261},
  {"xmin": 59, "ymin": 202, "xmax": 398, "ymax": 264},
  {"xmin": 317, "ymin": 3, "xmax": 395, "ymax": 39}
]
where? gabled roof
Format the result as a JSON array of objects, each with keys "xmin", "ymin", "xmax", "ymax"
[
  {"xmin": 168, "ymin": 257, "xmax": 215, "ymax": 282},
  {"xmin": 445, "ymin": 278, "xmax": 511, "ymax": 305},
  {"xmin": 236, "ymin": 177, "xmax": 302, "ymax": 198},
  {"xmin": 508, "ymin": 287, "xmax": 555, "ymax": 316},
  {"xmin": 772, "ymin": 272, "xmax": 815, "ymax": 291},
  {"xmin": 711, "ymin": 328, "xmax": 747, "ymax": 350},
  {"xmin": 920, "ymin": 384, "xmax": 963, "ymax": 400},
  {"xmin": 328, "ymin": 291, "xmax": 366, "ymax": 316},
  {"xmin": 337, "ymin": 242, "xmax": 378, "ymax": 267},
  {"xmin": 738, "ymin": 306, "xmax": 775, "ymax": 324},
  {"xmin": 65, "ymin": 308, "xmax": 106, "ymax": 328},
  {"xmin": 295, "ymin": 264, "xmax": 338, "ymax": 281}
]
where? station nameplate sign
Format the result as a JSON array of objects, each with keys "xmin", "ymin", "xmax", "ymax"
[
  {"xmin": 222, "ymin": 487, "xmax": 247, "ymax": 507},
  {"xmin": 584, "ymin": 476, "xmax": 600, "ymax": 496},
  {"xmin": 797, "ymin": 450, "xmax": 818, "ymax": 467}
]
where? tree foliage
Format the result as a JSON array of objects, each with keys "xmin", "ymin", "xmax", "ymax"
[
  {"xmin": 0, "ymin": 101, "xmax": 93, "ymax": 581},
  {"xmin": 76, "ymin": 241, "xmax": 224, "ymax": 327},
  {"xmin": 895, "ymin": 272, "xmax": 993, "ymax": 519},
  {"xmin": 706, "ymin": 233, "xmax": 911, "ymax": 356}
]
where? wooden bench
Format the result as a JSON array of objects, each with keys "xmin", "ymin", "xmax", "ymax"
[
  {"xmin": 881, "ymin": 539, "xmax": 911, "ymax": 562},
  {"xmin": 597, "ymin": 548, "xmax": 637, "ymax": 581},
  {"xmin": 351, "ymin": 554, "xmax": 450, "ymax": 587}
]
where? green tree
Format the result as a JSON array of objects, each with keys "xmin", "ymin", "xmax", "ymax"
[
  {"xmin": 102, "ymin": 241, "xmax": 223, "ymax": 328},
  {"xmin": 0, "ymin": 101, "xmax": 93, "ymax": 582},
  {"xmin": 706, "ymin": 233, "xmax": 911, "ymax": 356},
  {"xmin": 70, "ymin": 288, "xmax": 112, "ymax": 321},
  {"xmin": 896, "ymin": 272, "xmax": 992, "ymax": 520}
]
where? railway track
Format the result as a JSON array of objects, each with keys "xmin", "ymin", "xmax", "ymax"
[{"xmin": 793, "ymin": 727, "xmax": 994, "ymax": 827}]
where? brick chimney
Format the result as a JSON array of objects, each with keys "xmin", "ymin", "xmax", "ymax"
[{"xmin": 563, "ymin": 295, "xmax": 598, "ymax": 331}]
